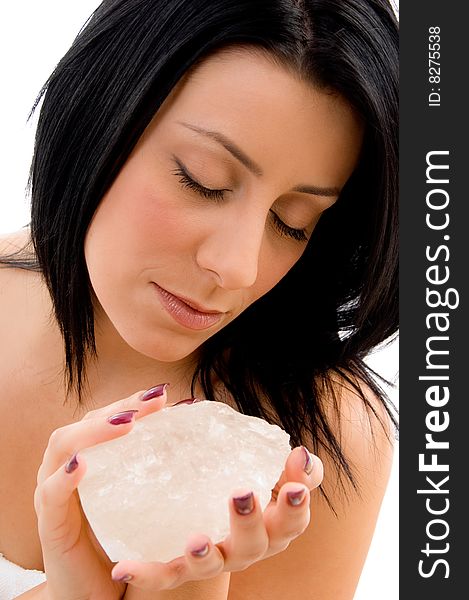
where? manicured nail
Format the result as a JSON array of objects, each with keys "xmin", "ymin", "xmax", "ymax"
[
  {"xmin": 108, "ymin": 410, "xmax": 139, "ymax": 425},
  {"xmin": 190, "ymin": 543, "xmax": 209, "ymax": 557},
  {"xmin": 174, "ymin": 397, "xmax": 197, "ymax": 406},
  {"xmin": 141, "ymin": 383, "xmax": 169, "ymax": 401},
  {"xmin": 302, "ymin": 446, "xmax": 313, "ymax": 475},
  {"xmin": 65, "ymin": 454, "xmax": 79, "ymax": 474},
  {"xmin": 287, "ymin": 487, "xmax": 306, "ymax": 506},
  {"xmin": 233, "ymin": 492, "xmax": 254, "ymax": 515},
  {"xmin": 112, "ymin": 573, "xmax": 133, "ymax": 582}
]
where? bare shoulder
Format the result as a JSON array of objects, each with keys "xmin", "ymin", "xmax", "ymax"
[
  {"xmin": 228, "ymin": 370, "xmax": 396, "ymax": 600},
  {"xmin": 0, "ymin": 229, "xmax": 62, "ymax": 413},
  {"xmin": 0, "ymin": 228, "xmax": 66, "ymax": 415},
  {"xmin": 0, "ymin": 228, "xmax": 65, "ymax": 390},
  {"xmin": 0, "ymin": 230, "xmax": 67, "ymax": 569},
  {"xmin": 325, "ymin": 369, "xmax": 395, "ymax": 490},
  {"xmin": 0, "ymin": 227, "xmax": 33, "ymax": 255},
  {"xmin": 0, "ymin": 228, "xmax": 38, "ymax": 298},
  {"xmin": 0, "ymin": 229, "xmax": 46, "ymax": 347}
]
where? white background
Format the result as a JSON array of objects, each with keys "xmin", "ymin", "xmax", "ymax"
[{"xmin": 0, "ymin": 3, "xmax": 399, "ymax": 597}]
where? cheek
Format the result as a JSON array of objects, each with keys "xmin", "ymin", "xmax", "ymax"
[
  {"xmin": 99, "ymin": 175, "xmax": 194, "ymax": 266},
  {"xmin": 127, "ymin": 193, "xmax": 185, "ymax": 255}
]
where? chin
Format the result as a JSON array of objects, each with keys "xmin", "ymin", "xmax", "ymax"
[{"xmin": 121, "ymin": 328, "xmax": 202, "ymax": 364}]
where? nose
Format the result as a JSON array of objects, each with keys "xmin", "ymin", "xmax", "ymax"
[{"xmin": 196, "ymin": 208, "xmax": 265, "ymax": 290}]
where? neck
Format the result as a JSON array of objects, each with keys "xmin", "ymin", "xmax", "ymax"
[{"xmin": 82, "ymin": 302, "xmax": 201, "ymax": 410}]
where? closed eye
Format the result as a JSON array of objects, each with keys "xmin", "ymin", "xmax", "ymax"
[
  {"xmin": 269, "ymin": 211, "xmax": 309, "ymax": 243},
  {"xmin": 172, "ymin": 158, "xmax": 230, "ymax": 202},
  {"xmin": 172, "ymin": 157, "xmax": 310, "ymax": 243}
]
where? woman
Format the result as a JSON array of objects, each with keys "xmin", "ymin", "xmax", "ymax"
[{"xmin": 0, "ymin": 0, "xmax": 398, "ymax": 598}]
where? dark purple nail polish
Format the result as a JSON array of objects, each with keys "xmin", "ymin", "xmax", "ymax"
[
  {"xmin": 141, "ymin": 383, "xmax": 169, "ymax": 401},
  {"xmin": 190, "ymin": 543, "xmax": 209, "ymax": 557},
  {"xmin": 65, "ymin": 454, "xmax": 79, "ymax": 474},
  {"xmin": 233, "ymin": 492, "xmax": 254, "ymax": 515},
  {"xmin": 287, "ymin": 488, "xmax": 306, "ymax": 506},
  {"xmin": 302, "ymin": 446, "xmax": 313, "ymax": 475},
  {"xmin": 174, "ymin": 397, "xmax": 197, "ymax": 406},
  {"xmin": 108, "ymin": 410, "xmax": 139, "ymax": 425}
]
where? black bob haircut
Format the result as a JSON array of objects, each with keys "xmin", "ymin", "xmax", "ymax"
[{"xmin": 8, "ymin": 0, "xmax": 398, "ymax": 494}]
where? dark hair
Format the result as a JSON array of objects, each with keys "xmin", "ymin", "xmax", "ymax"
[{"xmin": 3, "ymin": 0, "xmax": 398, "ymax": 497}]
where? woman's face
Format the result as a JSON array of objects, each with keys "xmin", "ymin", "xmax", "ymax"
[{"xmin": 85, "ymin": 49, "xmax": 363, "ymax": 363}]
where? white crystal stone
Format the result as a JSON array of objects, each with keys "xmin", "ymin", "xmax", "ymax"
[{"xmin": 78, "ymin": 400, "xmax": 291, "ymax": 563}]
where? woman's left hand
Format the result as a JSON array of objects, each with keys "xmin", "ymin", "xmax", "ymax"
[{"xmin": 111, "ymin": 446, "xmax": 323, "ymax": 591}]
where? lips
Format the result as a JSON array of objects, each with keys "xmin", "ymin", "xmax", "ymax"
[
  {"xmin": 163, "ymin": 289, "xmax": 223, "ymax": 315},
  {"xmin": 152, "ymin": 283, "xmax": 225, "ymax": 331}
]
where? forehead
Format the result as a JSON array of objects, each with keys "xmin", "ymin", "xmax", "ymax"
[{"xmin": 148, "ymin": 47, "xmax": 364, "ymax": 190}]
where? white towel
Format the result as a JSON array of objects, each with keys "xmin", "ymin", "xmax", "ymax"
[{"xmin": 0, "ymin": 553, "xmax": 46, "ymax": 599}]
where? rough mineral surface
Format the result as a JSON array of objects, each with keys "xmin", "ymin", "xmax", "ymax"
[{"xmin": 78, "ymin": 400, "xmax": 291, "ymax": 563}]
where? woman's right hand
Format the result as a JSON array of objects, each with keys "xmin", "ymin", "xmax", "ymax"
[{"xmin": 33, "ymin": 384, "xmax": 169, "ymax": 600}]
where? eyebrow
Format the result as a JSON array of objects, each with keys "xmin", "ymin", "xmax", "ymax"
[{"xmin": 178, "ymin": 121, "xmax": 341, "ymax": 198}]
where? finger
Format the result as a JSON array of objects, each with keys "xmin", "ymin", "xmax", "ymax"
[
  {"xmin": 37, "ymin": 385, "xmax": 170, "ymax": 484},
  {"xmin": 81, "ymin": 384, "xmax": 169, "ymax": 421},
  {"xmin": 271, "ymin": 446, "xmax": 323, "ymax": 500},
  {"xmin": 262, "ymin": 482, "xmax": 311, "ymax": 555},
  {"xmin": 286, "ymin": 446, "xmax": 323, "ymax": 488},
  {"xmin": 216, "ymin": 489, "xmax": 269, "ymax": 572},
  {"xmin": 111, "ymin": 537, "xmax": 225, "ymax": 591},
  {"xmin": 183, "ymin": 534, "xmax": 225, "ymax": 580},
  {"xmin": 35, "ymin": 452, "xmax": 86, "ymax": 550},
  {"xmin": 37, "ymin": 409, "xmax": 139, "ymax": 485}
]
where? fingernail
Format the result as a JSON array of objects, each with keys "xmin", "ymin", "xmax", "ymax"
[
  {"xmin": 287, "ymin": 487, "xmax": 306, "ymax": 506},
  {"xmin": 174, "ymin": 397, "xmax": 197, "ymax": 406},
  {"xmin": 233, "ymin": 492, "xmax": 254, "ymax": 515},
  {"xmin": 112, "ymin": 573, "xmax": 133, "ymax": 582},
  {"xmin": 141, "ymin": 383, "xmax": 169, "ymax": 401},
  {"xmin": 190, "ymin": 543, "xmax": 209, "ymax": 557},
  {"xmin": 65, "ymin": 454, "xmax": 79, "ymax": 474},
  {"xmin": 302, "ymin": 446, "xmax": 313, "ymax": 475},
  {"xmin": 108, "ymin": 410, "xmax": 139, "ymax": 425}
]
